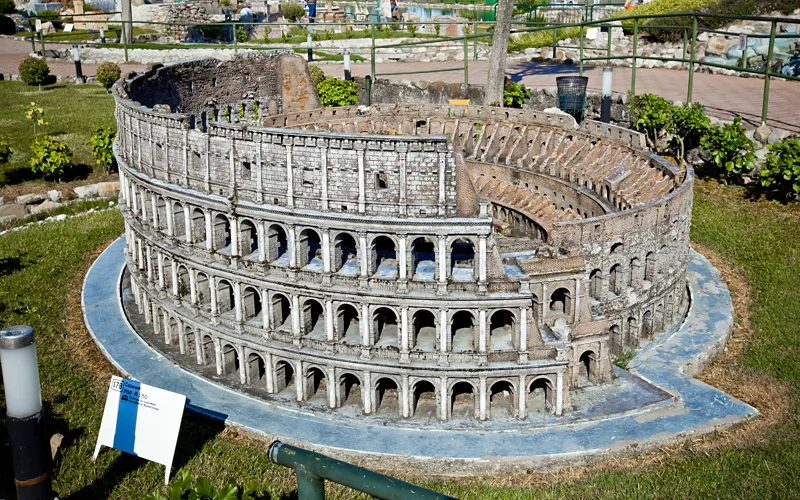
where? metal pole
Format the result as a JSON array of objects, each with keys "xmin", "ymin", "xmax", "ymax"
[
  {"xmin": 344, "ymin": 49, "xmax": 352, "ymax": 80},
  {"xmin": 306, "ymin": 33, "xmax": 312, "ymax": 62},
  {"xmin": 631, "ymin": 17, "xmax": 638, "ymax": 94},
  {"xmin": 579, "ymin": 25, "xmax": 584, "ymax": 76},
  {"xmin": 687, "ymin": 15, "xmax": 697, "ymax": 103},
  {"xmin": 370, "ymin": 22, "xmax": 376, "ymax": 82},
  {"xmin": 762, "ymin": 20, "xmax": 776, "ymax": 124},
  {"xmin": 606, "ymin": 23, "xmax": 612, "ymax": 62},
  {"xmin": 28, "ymin": 20, "xmax": 36, "ymax": 53},
  {"xmin": 366, "ymin": 75, "xmax": 372, "ymax": 106},
  {"xmin": 0, "ymin": 326, "xmax": 57, "ymax": 500},
  {"xmin": 121, "ymin": 19, "xmax": 129, "ymax": 63},
  {"xmin": 463, "ymin": 31, "xmax": 469, "ymax": 85},
  {"xmin": 473, "ymin": 21, "xmax": 478, "ymax": 60},
  {"xmin": 552, "ymin": 26, "xmax": 557, "ymax": 59},
  {"xmin": 601, "ymin": 66, "xmax": 612, "ymax": 123},
  {"xmin": 234, "ymin": 23, "xmax": 239, "ymax": 53},
  {"xmin": 682, "ymin": 27, "xmax": 687, "ymax": 70},
  {"xmin": 72, "ymin": 45, "xmax": 84, "ymax": 83},
  {"xmin": 296, "ymin": 469, "xmax": 325, "ymax": 500}
]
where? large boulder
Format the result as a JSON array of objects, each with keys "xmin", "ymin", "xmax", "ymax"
[
  {"xmin": 29, "ymin": 200, "xmax": 63, "ymax": 215},
  {"xmin": 74, "ymin": 184, "xmax": 99, "ymax": 199},
  {"xmin": 96, "ymin": 181, "xmax": 120, "ymax": 198},
  {"xmin": 0, "ymin": 203, "xmax": 27, "ymax": 220},
  {"xmin": 15, "ymin": 193, "xmax": 47, "ymax": 205},
  {"xmin": 47, "ymin": 189, "xmax": 61, "ymax": 202},
  {"xmin": 754, "ymin": 123, "xmax": 772, "ymax": 143},
  {"xmin": 706, "ymin": 37, "xmax": 732, "ymax": 57}
]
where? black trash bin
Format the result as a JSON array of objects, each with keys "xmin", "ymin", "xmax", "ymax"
[{"xmin": 556, "ymin": 76, "xmax": 589, "ymax": 122}]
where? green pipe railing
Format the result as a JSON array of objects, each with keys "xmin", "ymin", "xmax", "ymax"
[{"xmin": 268, "ymin": 441, "xmax": 456, "ymax": 500}]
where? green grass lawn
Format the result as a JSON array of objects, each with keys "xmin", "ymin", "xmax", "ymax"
[
  {"xmin": 0, "ymin": 82, "xmax": 116, "ymax": 187},
  {"xmin": 0, "ymin": 182, "xmax": 798, "ymax": 499}
]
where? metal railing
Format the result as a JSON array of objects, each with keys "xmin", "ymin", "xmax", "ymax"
[{"xmin": 268, "ymin": 441, "xmax": 455, "ymax": 500}]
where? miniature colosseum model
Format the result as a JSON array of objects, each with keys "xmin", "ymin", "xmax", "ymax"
[{"xmin": 114, "ymin": 54, "xmax": 692, "ymax": 423}]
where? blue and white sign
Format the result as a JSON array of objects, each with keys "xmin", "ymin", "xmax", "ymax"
[{"xmin": 93, "ymin": 376, "xmax": 186, "ymax": 484}]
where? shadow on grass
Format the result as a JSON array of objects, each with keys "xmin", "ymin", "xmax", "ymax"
[{"xmin": 0, "ymin": 254, "xmax": 32, "ymax": 277}]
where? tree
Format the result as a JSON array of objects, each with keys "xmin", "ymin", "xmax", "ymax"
[
  {"xmin": 19, "ymin": 56, "xmax": 50, "ymax": 91},
  {"xmin": 484, "ymin": 0, "xmax": 515, "ymax": 107}
]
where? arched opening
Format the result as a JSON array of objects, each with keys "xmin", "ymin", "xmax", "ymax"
[
  {"xmin": 338, "ymin": 373, "xmax": 361, "ymax": 409},
  {"xmin": 156, "ymin": 197, "xmax": 167, "ymax": 231},
  {"xmin": 527, "ymin": 378, "xmax": 553, "ymax": 415},
  {"xmin": 239, "ymin": 219, "xmax": 258, "ymax": 258},
  {"xmin": 271, "ymin": 293, "xmax": 292, "ymax": 332},
  {"xmin": 489, "ymin": 310, "xmax": 515, "ymax": 351},
  {"xmin": 305, "ymin": 367, "xmax": 327, "ymax": 404},
  {"xmin": 216, "ymin": 279, "xmax": 234, "ymax": 315},
  {"xmin": 242, "ymin": 286, "xmax": 262, "ymax": 323},
  {"xmin": 274, "ymin": 360, "xmax": 295, "ymax": 394},
  {"xmin": 644, "ymin": 252, "xmax": 656, "ymax": 281},
  {"xmin": 161, "ymin": 256, "xmax": 173, "ymax": 293},
  {"xmin": 450, "ymin": 311, "xmax": 476, "ymax": 352},
  {"xmin": 298, "ymin": 228, "xmax": 322, "ymax": 270},
  {"xmin": 336, "ymin": 304, "xmax": 360, "ymax": 344},
  {"xmin": 301, "ymin": 299, "xmax": 325, "ymax": 339},
  {"xmin": 610, "ymin": 242, "xmax": 624, "ymax": 254},
  {"xmin": 626, "ymin": 316, "xmax": 639, "ymax": 346},
  {"xmin": 489, "ymin": 381, "xmax": 516, "ymax": 419},
  {"xmin": 411, "ymin": 237, "xmax": 436, "ymax": 280},
  {"xmin": 578, "ymin": 350, "xmax": 597, "ymax": 383},
  {"xmin": 191, "ymin": 208, "xmax": 206, "ymax": 246},
  {"xmin": 221, "ymin": 343, "xmax": 240, "ymax": 377},
  {"xmin": 450, "ymin": 381, "xmax": 476, "ymax": 419},
  {"xmin": 609, "ymin": 264, "xmax": 622, "ymax": 295},
  {"xmin": 267, "ymin": 224, "xmax": 289, "ymax": 265},
  {"xmin": 213, "ymin": 214, "xmax": 232, "ymax": 252},
  {"xmin": 166, "ymin": 316, "xmax": 178, "ymax": 344},
  {"xmin": 247, "ymin": 353, "xmax": 266, "ymax": 386},
  {"xmin": 629, "ymin": 257, "xmax": 640, "ymax": 287},
  {"xmin": 334, "ymin": 233, "xmax": 358, "ymax": 275},
  {"xmin": 589, "ymin": 269, "xmax": 602, "ymax": 300},
  {"xmin": 200, "ymin": 334, "xmax": 214, "ymax": 365},
  {"xmin": 374, "ymin": 377, "xmax": 399, "ymax": 416},
  {"xmin": 371, "ymin": 236, "xmax": 397, "ymax": 278},
  {"xmin": 549, "ymin": 288, "xmax": 571, "ymax": 315},
  {"xmin": 450, "ymin": 238, "xmax": 475, "ymax": 281},
  {"xmin": 412, "ymin": 310, "xmax": 437, "ymax": 351},
  {"xmin": 183, "ymin": 326, "xmax": 196, "ymax": 358},
  {"xmin": 642, "ymin": 310, "xmax": 654, "ymax": 339},
  {"xmin": 176, "ymin": 265, "xmax": 190, "ymax": 300},
  {"xmin": 411, "ymin": 380, "xmax": 437, "ymax": 418},
  {"xmin": 372, "ymin": 307, "xmax": 398, "ymax": 348},
  {"xmin": 171, "ymin": 202, "xmax": 186, "ymax": 239},
  {"xmin": 610, "ymin": 324, "xmax": 622, "ymax": 354},
  {"xmin": 195, "ymin": 273, "xmax": 211, "ymax": 310}
]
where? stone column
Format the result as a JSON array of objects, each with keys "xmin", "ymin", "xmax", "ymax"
[
  {"xmin": 204, "ymin": 209, "xmax": 213, "ymax": 252},
  {"xmin": 320, "ymin": 143, "xmax": 329, "ymax": 210},
  {"xmin": 479, "ymin": 376, "xmax": 487, "ymax": 420},
  {"xmin": 291, "ymin": 295, "xmax": 301, "ymax": 336},
  {"xmin": 233, "ymin": 283, "xmax": 243, "ymax": 324},
  {"xmin": 214, "ymin": 338, "xmax": 222, "ymax": 376},
  {"xmin": 400, "ymin": 306, "xmax": 409, "ymax": 363},
  {"xmin": 398, "ymin": 235, "xmax": 408, "ymax": 282},
  {"xmin": 325, "ymin": 299, "xmax": 334, "ymax": 342},
  {"xmin": 322, "ymin": 229, "xmax": 331, "ymax": 274},
  {"xmin": 183, "ymin": 205, "xmax": 191, "ymax": 242},
  {"xmin": 439, "ymin": 377, "xmax": 448, "ymax": 421},
  {"xmin": 362, "ymin": 371, "xmax": 372, "ymax": 414},
  {"xmin": 518, "ymin": 307, "xmax": 528, "ymax": 364},
  {"xmin": 401, "ymin": 375, "xmax": 410, "ymax": 418},
  {"xmin": 209, "ymin": 277, "xmax": 218, "ymax": 316},
  {"xmin": 479, "ymin": 235, "xmax": 487, "ymax": 284},
  {"xmin": 479, "ymin": 309, "xmax": 487, "ymax": 365},
  {"xmin": 358, "ymin": 232, "xmax": 368, "ymax": 277},
  {"xmin": 257, "ymin": 222, "xmax": 266, "ymax": 263},
  {"xmin": 556, "ymin": 371, "xmax": 563, "ymax": 416},
  {"xmin": 285, "ymin": 140, "xmax": 294, "ymax": 208},
  {"xmin": 437, "ymin": 148, "xmax": 447, "ymax": 216},
  {"xmin": 327, "ymin": 366, "xmax": 337, "ymax": 409},
  {"xmin": 265, "ymin": 352, "xmax": 274, "ymax": 393},
  {"xmin": 262, "ymin": 290, "xmax": 271, "ymax": 331},
  {"xmin": 189, "ymin": 270, "xmax": 197, "ymax": 305},
  {"xmin": 437, "ymin": 235, "xmax": 447, "ymax": 293},
  {"xmin": 256, "ymin": 140, "xmax": 263, "ymax": 203},
  {"xmin": 145, "ymin": 246, "xmax": 153, "ymax": 283},
  {"xmin": 361, "ymin": 303, "xmax": 370, "ymax": 346},
  {"xmin": 356, "ymin": 141, "xmax": 366, "ymax": 213},
  {"xmin": 573, "ymin": 278, "xmax": 581, "ymax": 322},
  {"xmin": 165, "ymin": 202, "xmax": 174, "ymax": 237},
  {"xmin": 287, "ymin": 224, "xmax": 297, "ymax": 268},
  {"xmin": 238, "ymin": 345, "xmax": 246, "ymax": 384},
  {"xmin": 518, "ymin": 374, "xmax": 527, "ymax": 419},
  {"xmin": 156, "ymin": 252, "xmax": 164, "ymax": 290},
  {"xmin": 438, "ymin": 309, "xmax": 448, "ymax": 365},
  {"xmin": 397, "ymin": 143, "xmax": 408, "ymax": 215},
  {"xmin": 150, "ymin": 193, "xmax": 158, "ymax": 229},
  {"xmin": 171, "ymin": 260, "xmax": 178, "ymax": 297},
  {"xmin": 230, "ymin": 216, "xmax": 240, "ymax": 258},
  {"xmin": 295, "ymin": 360, "xmax": 304, "ymax": 402}
]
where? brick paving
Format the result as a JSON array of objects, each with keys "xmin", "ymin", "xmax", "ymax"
[{"xmin": 1, "ymin": 37, "xmax": 797, "ymax": 131}]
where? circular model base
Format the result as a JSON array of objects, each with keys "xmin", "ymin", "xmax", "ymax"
[{"xmin": 83, "ymin": 237, "xmax": 757, "ymax": 473}]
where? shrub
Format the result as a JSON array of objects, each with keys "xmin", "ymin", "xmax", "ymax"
[
  {"xmin": 0, "ymin": 135, "xmax": 12, "ymax": 164},
  {"xmin": 316, "ymin": 77, "xmax": 358, "ymax": 107},
  {"xmin": 0, "ymin": 0, "xmax": 15, "ymax": 14},
  {"xmin": 145, "ymin": 470, "xmax": 259, "ymax": 500},
  {"xmin": 19, "ymin": 56, "xmax": 50, "ymax": 89},
  {"xmin": 235, "ymin": 25, "xmax": 247, "ymax": 42},
  {"xmin": 760, "ymin": 137, "xmax": 800, "ymax": 199},
  {"xmin": 26, "ymin": 102, "xmax": 47, "ymax": 140},
  {"xmin": 627, "ymin": 93, "xmax": 675, "ymax": 153},
  {"xmin": 90, "ymin": 126, "xmax": 116, "ymax": 174},
  {"xmin": 281, "ymin": 2, "xmax": 305, "ymax": 22},
  {"xmin": 700, "ymin": 117, "xmax": 755, "ymax": 180},
  {"xmin": 407, "ymin": 23, "xmax": 417, "ymax": 37},
  {"xmin": 96, "ymin": 62, "xmax": 121, "ymax": 90},
  {"xmin": 308, "ymin": 64, "xmax": 325, "ymax": 86},
  {"xmin": 36, "ymin": 10, "xmax": 63, "ymax": 29},
  {"xmin": 30, "ymin": 136, "xmax": 72, "ymax": 182},
  {"xmin": 503, "ymin": 79, "xmax": 531, "ymax": 108},
  {"xmin": 671, "ymin": 101, "xmax": 710, "ymax": 160}
]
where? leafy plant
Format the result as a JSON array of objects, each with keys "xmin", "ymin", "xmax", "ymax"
[
  {"xmin": 503, "ymin": 79, "xmax": 531, "ymax": 108},
  {"xmin": 0, "ymin": 0, "xmax": 15, "ymax": 14},
  {"xmin": 407, "ymin": 23, "xmax": 417, "ymax": 37},
  {"xmin": 434, "ymin": 22, "xmax": 441, "ymax": 36},
  {"xmin": 252, "ymin": 101, "xmax": 259, "ymax": 120},
  {"xmin": 0, "ymin": 135, "xmax": 12, "ymax": 164},
  {"xmin": 700, "ymin": 117, "xmax": 755, "ymax": 180},
  {"xmin": 627, "ymin": 93, "xmax": 674, "ymax": 153},
  {"xmin": 144, "ymin": 470, "xmax": 259, "ymax": 500},
  {"xmin": 760, "ymin": 136, "xmax": 800, "ymax": 199},
  {"xmin": 235, "ymin": 26, "xmax": 247, "ymax": 43},
  {"xmin": 316, "ymin": 77, "xmax": 358, "ymax": 107},
  {"xmin": 671, "ymin": 102, "xmax": 711, "ymax": 161},
  {"xmin": 280, "ymin": 2, "xmax": 305, "ymax": 22},
  {"xmin": 19, "ymin": 56, "xmax": 50, "ymax": 90},
  {"xmin": 308, "ymin": 64, "xmax": 325, "ymax": 86},
  {"xmin": 96, "ymin": 61, "xmax": 121, "ymax": 90},
  {"xmin": 287, "ymin": 25, "xmax": 307, "ymax": 38},
  {"xmin": 613, "ymin": 347, "xmax": 637, "ymax": 369},
  {"xmin": 29, "ymin": 136, "xmax": 72, "ymax": 182},
  {"xmin": 90, "ymin": 126, "xmax": 116, "ymax": 174},
  {"xmin": 344, "ymin": 26, "xmax": 353, "ymax": 39},
  {"xmin": 26, "ymin": 102, "xmax": 47, "ymax": 140}
]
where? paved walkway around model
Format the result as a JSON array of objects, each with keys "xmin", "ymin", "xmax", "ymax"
[
  {"xmin": 82, "ymin": 238, "xmax": 757, "ymax": 471},
  {"xmin": 2, "ymin": 36, "xmax": 797, "ymax": 131}
]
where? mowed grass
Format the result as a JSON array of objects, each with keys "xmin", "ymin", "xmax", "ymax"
[{"xmin": 0, "ymin": 82, "xmax": 116, "ymax": 187}]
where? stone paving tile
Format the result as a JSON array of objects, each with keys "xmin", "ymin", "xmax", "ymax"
[{"xmin": 82, "ymin": 238, "xmax": 757, "ymax": 468}]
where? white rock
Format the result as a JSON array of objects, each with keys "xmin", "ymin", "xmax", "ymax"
[
  {"xmin": 74, "ymin": 184, "xmax": 99, "ymax": 199},
  {"xmin": 55, "ymin": 214, "xmax": 68, "ymax": 221},
  {"xmin": 768, "ymin": 128, "xmax": 793, "ymax": 144},
  {"xmin": 47, "ymin": 190, "xmax": 61, "ymax": 202},
  {"xmin": 29, "ymin": 200, "xmax": 63, "ymax": 215},
  {"xmin": 15, "ymin": 193, "xmax": 47, "ymax": 205}
]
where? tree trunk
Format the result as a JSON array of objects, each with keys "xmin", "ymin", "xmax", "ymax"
[{"xmin": 484, "ymin": 0, "xmax": 515, "ymax": 107}]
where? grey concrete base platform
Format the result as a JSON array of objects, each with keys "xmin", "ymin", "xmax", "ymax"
[{"xmin": 82, "ymin": 238, "xmax": 759, "ymax": 473}]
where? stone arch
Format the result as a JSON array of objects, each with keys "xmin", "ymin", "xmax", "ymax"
[
  {"xmin": 411, "ymin": 309, "xmax": 437, "ymax": 351},
  {"xmin": 273, "ymin": 359, "xmax": 295, "ymax": 394},
  {"xmin": 373, "ymin": 376, "xmax": 400, "ymax": 416},
  {"xmin": 267, "ymin": 224, "xmax": 289, "ymax": 264},
  {"xmin": 301, "ymin": 298, "xmax": 325, "ymax": 339},
  {"xmin": 338, "ymin": 372, "xmax": 362, "ymax": 408},
  {"xmin": 171, "ymin": 200, "xmax": 186, "ymax": 238},
  {"xmin": 183, "ymin": 325, "xmax": 196, "ymax": 358},
  {"xmin": 194, "ymin": 272, "xmax": 211, "ymax": 310},
  {"xmin": 629, "ymin": 257, "xmax": 640, "ymax": 287},
  {"xmin": 578, "ymin": 349, "xmax": 598, "ymax": 383},
  {"xmin": 247, "ymin": 352, "xmax": 266, "ymax": 386},
  {"xmin": 176, "ymin": 265, "xmax": 190, "ymax": 300},
  {"xmin": 200, "ymin": 334, "xmax": 214, "ymax": 365},
  {"xmin": 166, "ymin": 316, "xmax": 179, "ymax": 344},
  {"xmin": 241, "ymin": 286, "xmax": 262, "ymax": 322},
  {"xmin": 372, "ymin": 307, "xmax": 398, "ymax": 347},
  {"xmin": 411, "ymin": 379, "xmax": 437, "ymax": 417},
  {"xmin": 216, "ymin": 279, "xmax": 234, "ymax": 314},
  {"xmin": 642, "ymin": 309, "xmax": 654, "ymax": 339},
  {"xmin": 589, "ymin": 269, "xmax": 603, "ymax": 300},
  {"xmin": 270, "ymin": 292, "xmax": 292, "ymax": 331},
  {"xmin": 213, "ymin": 213, "xmax": 231, "ymax": 251},
  {"xmin": 488, "ymin": 379, "xmax": 517, "ymax": 419},
  {"xmin": 239, "ymin": 218, "xmax": 259, "ymax": 257},
  {"xmin": 489, "ymin": 309, "xmax": 516, "ymax": 351},
  {"xmin": 610, "ymin": 324, "xmax": 622, "ymax": 354},
  {"xmin": 220, "ymin": 342, "xmax": 240, "ymax": 377},
  {"xmin": 644, "ymin": 252, "xmax": 656, "ymax": 281},
  {"xmin": 549, "ymin": 288, "xmax": 571, "ymax": 315},
  {"xmin": 336, "ymin": 303, "xmax": 360, "ymax": 343},
  {"xmin": 527, "ymin": 377, "xmax": 554, "ymax": 415},
  {"xmin": 190, "ymin": 207, "xmax": 206, "ymax": 246},
  {"xmin": 610, "ymin": 241, "xmax": 624, "ymax": 254},
  {"xmin": 626, "ymin": 316, "xmax": 639, "ymax": 346},
  {"xmin": 411, "ymin": 236, "xmax": 436, "ymax": 280},
  {"xmin": 449, "ymin": 380, "xmax": 477, "ymax": 419},
  {"xmin": 304, "ymin": 366, "xmax": 328, "ymax": 403},
  {"xmin": 298, "ymin": 228, "xmax": 322, "ymax": 269},
  {"xmin": 449, "ymin": 237, "xmax": 475, "ymax": 281},
  {"xmin": 609, "ymin": 264, "xmax": 622, "ymax": 295},
  {"xmin": 333, "ymin": 232, "xmax": 358, "ymax": 274},
  {"xmin": 450, "ymin": 310, "xmax": 476, "ymax": 352},
  {"xmin": 156, "ymin": 196, "xmax": 168, "ymax": 231},
  {"xmin": 370, "ymin": 235, "xmax": 397, "ymax": 278}
]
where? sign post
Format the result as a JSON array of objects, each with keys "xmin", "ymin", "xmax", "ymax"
[{"xmin": 93, "ymin": 376, "xmax": 186, "ymax": 484}]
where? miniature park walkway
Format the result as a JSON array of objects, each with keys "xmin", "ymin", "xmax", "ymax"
[{"xmin": 1, "ymin": 37, "xmax": 798, "ymax": 132}]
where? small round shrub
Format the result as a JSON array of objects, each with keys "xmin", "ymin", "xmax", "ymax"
[
  {"xmin": 30, "ymin": 136, "xmax": 72, "ymax": 181},
  {"xmin": 96, "ymin": 62, "xmax": 121, "ymax": 90},
  {"xmin": 760, "ymin": 136, "xmax": 800, "ymax": 199},
  {"xmin": 281, "ymin": 2, "xmax": 306, "ymax": 22},
  {"xmin": 308, "ymin": 64, "xmax": 325, "ymax": 86},
  {"xmin": 316, "ymin": 77, "xmax": 358, "ymax": 107},
  {"xmin": 0, "ymin": 15, "xmax": 15, "ymax": 35},
  {"xmin": 19, "ymin": 56, "xmax": 50, "ymax": 88}
]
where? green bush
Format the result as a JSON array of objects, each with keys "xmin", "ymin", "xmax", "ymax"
[
  {"xmin": 90, "ymin": 126, "xmax": 116, "ymax": 174},
  {"xmin": 503, "ymin": 79, "xmax": 531, "ymax": 108},
  {"xmin": 19, "ymin": 56, "xmax": 50, "ymax": 89},
  {"xmin": 235, "ymin": 25, "xmax": 247, "ymax": 42},
  {"xmin": 627, "ymin": 93, "xmax": 675, "ymax": 153},
  {"xmin": 308, "ymin": 64, "xmax": 325, "ymax": 86},
  {"xmin": 96, "ymin": 62, "xmax": 121, "ymax": 90},
  {"xmin": 700, "ymin": 117, "xmax": 755, "ymax": 179},
  {"xmin": 760, "ymin": 137, "xmax": 800, "ymax": 199},
  {"xmin": 0, "ymin": 0, "xmax": 15, "ymax": 14},
  {"xmin": 281, "ymin": 2, "xmax": 306, "ymax": 22},
  {"xmin": 145, "ymin": 470, "xmax": 259, "ymax": 500},
  {"xmin": 671, "ymin": 101, "xmax": 710, "ymax": 159},
  {"xmin": 29, "ymin": 136, "xmax": 72, "ymax": 182},
  {"xmin": 287, "ymin": 25, "xmax": 307, "ymax": 38},
  {"xmin": 0, "ymin": 135, "xmax": 12, "ymax": 164},
  {"xmin": 316, "ymin": 77, "xmax": 358, "ymax": 107},
  {"xmin": 0, "ymin": 15, "xmax": 14, "ymax": 35}
]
